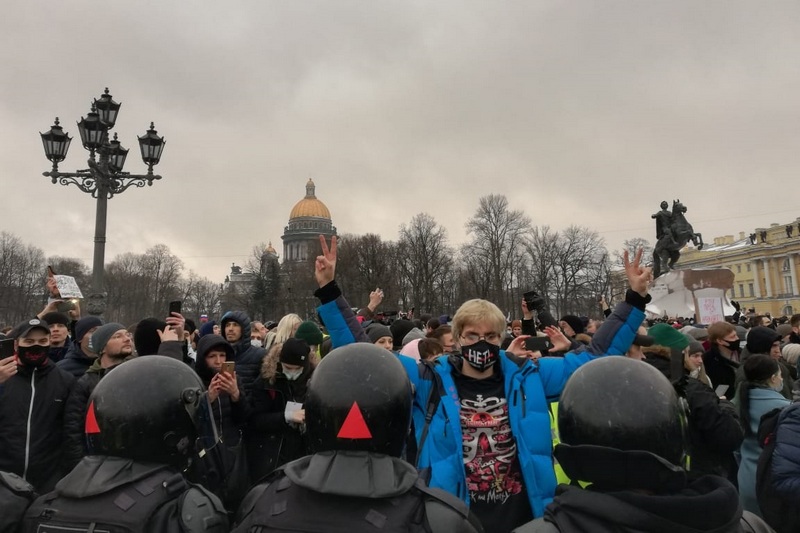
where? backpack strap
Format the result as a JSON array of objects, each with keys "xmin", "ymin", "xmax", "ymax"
[{"xmin": 416, "ymin": 361, "xmax": 445, "ymax": 468}]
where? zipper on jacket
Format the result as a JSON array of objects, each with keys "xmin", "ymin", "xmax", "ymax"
[
  {"xmin": 520, "ymin": 382, "xmax": 527, "ymax": 417},
  {"xmin": 23, "ymin": 369, "xmax": 36, "ymax": 481}
]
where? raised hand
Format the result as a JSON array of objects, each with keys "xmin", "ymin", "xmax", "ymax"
[
  {"xmin": 624, "ymin": 248, "xmax": 653, "ymax": 297},
  {"xmin": 543, "ymin": 326, "xmax": 570, "ymax": 352},
  {"xmin": 315, "ymin": 235, "xmax": 338, "ymax": 288}
]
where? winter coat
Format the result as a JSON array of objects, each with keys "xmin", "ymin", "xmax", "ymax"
[
  {"xmin": 645, "ymin": 345, "xmax": 744, "ymax": 483},
  {"xmin": 62, "ymin": 359, "xmax": 121, "ymax": 472},
  {"xmin": 704, "ymin": 345, "xmax": 740, "ymax": 400},
  {"xmin": 194, "ymin": 338, "xmax": 249, "ymax": 448},
  {"xmin": 246, "ymin": 346, "xmax": 312, "ymax": 483},
  {"xmin": 735, "ymin": 347, "xmax": 794, "ymax": 400},
  {"xmin": 771, "ymin": 402, "xmax": 800, "ymax": 500},
  {"xmin": 415, "ymin": 290, "xmax": 646, "ymax": 518},
  {"xmin": 736, "ymin": 387, "xmax": 790, "ymax": 517},
  {"xmin": 0, "ymin": 361, "xmax": 75, "ymax": 492},
  {"xmin": 56, "ymin": 342, "xmax": 95, "ymax": 378},
  {"xmin": 221, "ymin": 311, "xmax": 267, "ymax": 397},
  {"xmin": 47, "ymin": 339, "xmax": 71, "ymax": 363}
]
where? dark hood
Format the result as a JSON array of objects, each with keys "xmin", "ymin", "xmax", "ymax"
[
  {"xmin": 55, "ymin": 455, "xmax": 171, "ymax": 498},
  {"xmin": 220, "ymin": 311, "xmax": 252, "ymax": 350},
  {"xmin": 194, "ymin": 334, "xmax": 234, "ymax": 383},
  {"xmin": 545, "ymin": 475, "xmax": 744, "ymax": 533},
  {"xmin": 283, "ymin": 450, "xmax": 418, "ymax": 498}
]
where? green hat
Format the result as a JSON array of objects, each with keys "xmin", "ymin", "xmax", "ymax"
[
  {"xmin": 295, "ymin": 321, "xmax": 323, "ymax": 346},
  {"xmin": 648, "ymin": 323, "xmax": 690, "ymax": 351}
]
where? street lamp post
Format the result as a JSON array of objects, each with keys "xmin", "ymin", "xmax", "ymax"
[{"xmin": 40, "ymin": 88, "xmax": 165, "ymax": 316}]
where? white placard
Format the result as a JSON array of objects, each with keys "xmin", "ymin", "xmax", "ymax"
[
  {"xmin": 54, "ymin": 275, "xmax": 83, "ymax": 299},
  {"xmin": 697, "ymin": 297, "xmax": 724, "ymax": 325}
]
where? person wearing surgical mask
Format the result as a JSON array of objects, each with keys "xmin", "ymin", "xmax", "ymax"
[{"xmin": 246, "ymin": 338, "xmax": 313, "ymax": 482}]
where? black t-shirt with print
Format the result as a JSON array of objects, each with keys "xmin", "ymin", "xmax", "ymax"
[{"xmin": 453, "ymin": 366, "xmax": 532, "ymax": 533}]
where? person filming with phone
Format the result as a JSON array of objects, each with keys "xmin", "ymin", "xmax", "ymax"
[{"xmin": 191, "ymin": 333, "xmax": 249, "ymax": 510}]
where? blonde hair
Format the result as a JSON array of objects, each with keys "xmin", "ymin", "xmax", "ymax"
[
  {"xmin": 452, "ymin": 299, "xmax": 506, "ymax": 340},
  {"xmin": 264, "ymin": 313, "xmax": 302, "ymax": 352}
]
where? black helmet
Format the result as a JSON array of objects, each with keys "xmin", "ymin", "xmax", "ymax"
[
  {"xmin": 86, "ymin": 356, "xmax": 204, "ymax": 467},
  {"xmin": 558, "ymin": 357, "xmax": 687, "ymax": 466},
  {"xmin": 304, "ymin": 343, "xmax": 412, "ymax": 457}
]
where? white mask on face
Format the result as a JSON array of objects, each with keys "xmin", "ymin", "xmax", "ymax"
[
  {"xmin": 284, "ymin": 369, "xmax": 303, "ymax": 381},
  {"xmin": 251, "ymin": 339, "xmax": 263, "ymax": 347}
]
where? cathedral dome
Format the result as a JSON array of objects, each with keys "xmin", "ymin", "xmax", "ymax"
[{"xmin": 289, "ymin": 179, "xmax": 331, "ymax": 220}]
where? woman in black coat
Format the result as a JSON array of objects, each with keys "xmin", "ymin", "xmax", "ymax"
[{"xmin": 246, "ymin": 338, "xmax": 314, "ymax": 482}]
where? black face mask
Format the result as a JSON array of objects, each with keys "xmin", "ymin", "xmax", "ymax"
[
  {"xmin": 461, "ymin": 340, "xmax": 500, "ymax": 372},
  {"xmin": 724, "ymin": 339, "xmax": 741, "ymax": 353},
  {"xmin": 17, "ymin": 345, "xmax": 48, "ymax": 367}
]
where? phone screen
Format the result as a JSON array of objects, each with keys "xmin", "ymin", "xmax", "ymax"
[
  {"xmin": 0, "ymin": 338, "xmax": 15, "ymax": 360},
  {"xmin": 715, "ymin": 384, "xmax": 729, "ymax": 397},
  {"xmin": 525, "ymin": 336, "xmax": 552, "ymax": 352}
]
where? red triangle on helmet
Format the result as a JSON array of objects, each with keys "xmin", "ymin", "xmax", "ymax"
[
  {"xmin": 85, "ymin": 400, "xmax": 101, "ymax": 434},
  {"xmin": 337, "ymin": 401, "xmax": 372, "ymax": 439}
]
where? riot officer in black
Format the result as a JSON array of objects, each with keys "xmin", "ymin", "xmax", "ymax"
[
  {"xmin": 21, "ymin": 356, "xmax": 229, "ymax": 533},
  {"xmin": 513, "ymin": 357, "xmax": 773, "ymax": 533},
  {"xmin": 233, "ymin": 342, "xmax": 484, "ymax": 532}
]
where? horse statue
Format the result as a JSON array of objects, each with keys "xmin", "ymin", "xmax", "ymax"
[{"xmin": 652, "ymin": 199, "xmax": 703, "ymax": 278}]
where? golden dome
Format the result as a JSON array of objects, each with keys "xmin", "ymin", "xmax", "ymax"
[
  {"xmin": 265, "ymin": 241, "xmax": 277, "ymax": 255},
  {"xmin": 289, "ymin": 179, "xmax": 331, "ymax": 220}
]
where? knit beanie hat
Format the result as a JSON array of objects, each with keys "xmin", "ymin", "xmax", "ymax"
[
  {"xmin": 777, "ymin": 323, "xmax": 793, "ymax": 338},
  {"xmin": 75, "ymin": 316, "xmax": 103, "ymax": 343},
  {"xmin": 782, "ymin": 343, "xmax": 800, "ymax": 366},
  {"xmin": 280, "ymin": 338, "xmax": 309, "ymax": 366},
  {"xmin": 559, "ymin": 315, "xmax": 585, "ymax": 335},
  {"xmin": 402, "ymin": 327, "xmax": 425, "ymax": 346},
  {"xmin": 746, "ymin": 326, "xmax": 782, "ymax": 355},
  {"xmin": 41, "ymin": 312, "xmax": 69, "ymax": 327},
  {"xmin": 400, "ymin": 338, "xmax": 421, "ymax": 361},
  {"xmin": 367, "ymin": 323, "xmax": 393, "ymax": 344},
  {"xmin": 134, "ymin": 317, "xmax": 167, "ymax": 356},
  {"xmin": 295, "ymin": 321, "xmax": 323, "ymax": 346},
  {"xmin": 511, "ymin": 320, "xmax": 522, "ymax": 329},
  {"xmin": 687, "ymin": 340, "xmax": 704, "ymax": 355},
  {"xmin": 390, "ymin": 319, "xmax": 415, "ymax": 349},
  {"xmin": 648, "ymin": 323, "xmax": 690, "ymax": 351},
  {"xmin": 743, "ymin": 354, "xmax": 779, "ymax": 383},
  {"xmin": 91, "ymin": 323, "xmax": 126, "ymax": 356}
]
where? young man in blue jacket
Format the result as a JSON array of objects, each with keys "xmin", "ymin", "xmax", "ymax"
[{"xmin": 312, "ymin": 236, "xmax": 651, "ymax": 532}]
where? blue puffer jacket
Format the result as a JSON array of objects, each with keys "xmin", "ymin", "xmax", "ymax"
[
  {"xmin": 315, "ymin": 281, "xmax": 419, "ymax": 386},
  {"xmin": 772, "ymin": 402, "xmax": 800, "ymax": 498},
  {"xmin": 414, "ymin": 291, "xmax": 645, "ymax": 518}
]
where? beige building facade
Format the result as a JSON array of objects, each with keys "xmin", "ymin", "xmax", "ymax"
[{"xmin": 676, "ymin": 217, "xmax": 800, "ymax": 317}]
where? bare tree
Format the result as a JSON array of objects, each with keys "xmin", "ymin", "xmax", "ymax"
[
  {"xmin": 465, "ymin": 195, "xmax": 531, "ymax": 312},
  {"xmin": 179, "ymin": 272, "xmax": 223, "ymax": 321},
  {"xmin": 397, "ymin": 213, "xmax": 453, "ymax": 315},
  {"xmin": 0, "ymin": 232, "xmax": 46, "ymax": 325}
]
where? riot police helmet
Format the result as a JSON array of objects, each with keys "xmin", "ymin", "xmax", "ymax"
[
  {"xmin": 558, "ymin": 357, "xmax": 687, "ymax": 466},
  {"xmin": 304, "ymin": 342, "xmax": 412, "ymax": 457},
  {"xmin": 86, "ymin": 356, "xmax": 205, "ymax": 468}
]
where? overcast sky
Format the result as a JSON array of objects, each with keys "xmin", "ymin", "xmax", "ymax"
[{"xmin": 2, "ymin": 1, "xmax": 800, "ymax": 283}]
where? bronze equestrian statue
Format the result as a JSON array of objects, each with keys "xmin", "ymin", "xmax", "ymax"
[{"xmin": 652, "ymin": 199, "xmax": 703, "ymax": 278}]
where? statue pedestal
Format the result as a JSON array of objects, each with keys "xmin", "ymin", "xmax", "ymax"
[{"xmin": 646, "ymin": 268, "xmax": 736, "ymax": 323}]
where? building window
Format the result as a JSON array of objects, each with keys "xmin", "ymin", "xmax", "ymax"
[
  {"xmin": 737, "ymin": 264, "xmax": 741, "ymax": 273},
  {"xmin": 739, "ymin": 284, "xmax": 745, "ymax": 298},
  {"xmin": 785, "ymin": 275, "xmax": 793, "ymax": 295},
  {"xmin": 749, "ymin": 283, "xmax": 754, "ymax": 297},
  {"xmin": 784, "ymin": 258, "xmax": 791, "ymax": 272},
  {"xmin": 746, "ymin": 263, "xmax": 751, "ymax": 272}
]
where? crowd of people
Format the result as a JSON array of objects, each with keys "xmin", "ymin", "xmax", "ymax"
[{"xmin": 0, "ymin": 235, "xmax": 797, "ymax": 531}]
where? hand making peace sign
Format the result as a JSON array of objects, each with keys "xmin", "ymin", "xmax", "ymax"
[{"xmin": 315, "ymin": 235, "xmax": 338, "ymax": 288}]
